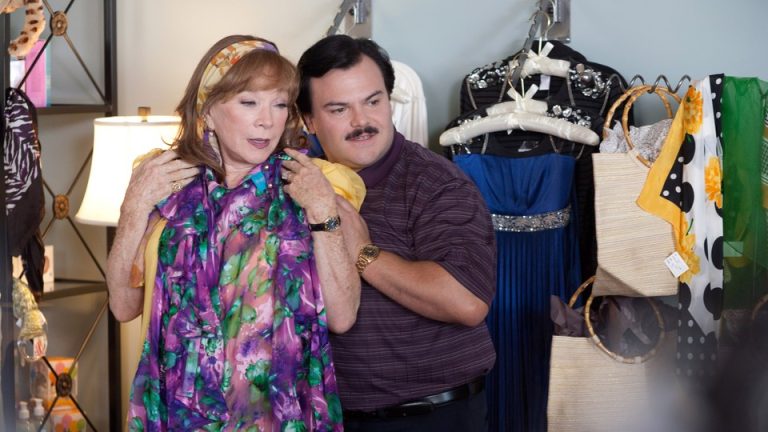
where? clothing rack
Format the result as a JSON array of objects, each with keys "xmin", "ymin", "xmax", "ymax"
[
  {"xmin": 591, "ymin": 74, "xmax": 692, "ymax": 114},
  {"xmin": 326, "ymin": 0, "xmax": 371, "ymax": 37},
  {"xmin": 606, "ymin": 74, "xmax": 692, "ymax": 94}
]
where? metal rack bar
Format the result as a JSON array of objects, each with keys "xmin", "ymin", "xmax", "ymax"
[{"xmin": 326, "ymin": 0, "xmax": 371, "ymax": 37}]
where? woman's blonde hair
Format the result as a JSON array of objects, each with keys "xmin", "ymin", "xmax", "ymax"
[{"xmin": 173, "ymin": 35, "xmax": 304, "ymax": 179}]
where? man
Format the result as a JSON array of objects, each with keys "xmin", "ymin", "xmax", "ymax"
[{"xmin": 297, "ymin": 35, "xmax": 497, "ymax": 432}]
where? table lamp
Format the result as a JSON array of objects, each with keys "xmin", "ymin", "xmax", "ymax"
[{"xmin": 75, "ymin": 110, "xmax": 180, "ymax": 226}]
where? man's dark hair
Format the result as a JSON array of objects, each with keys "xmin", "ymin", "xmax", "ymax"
[{"xmin": 297, "ymin": 35, "xmax": 395, "ymax": 115}]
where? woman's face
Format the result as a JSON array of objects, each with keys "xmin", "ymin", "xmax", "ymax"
[{"xmin": 205, "ymin": 88, "xmax": 289, "ymax": 185}]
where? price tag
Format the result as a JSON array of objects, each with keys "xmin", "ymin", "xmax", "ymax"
[{"xmin": 664, "ymin": 252, "xmax": 690, "ymax": 278}]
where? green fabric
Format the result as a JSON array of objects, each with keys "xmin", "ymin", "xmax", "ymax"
[{"xmin": 721, "ymin": 76, "xmax": 768, "ymax": 308}]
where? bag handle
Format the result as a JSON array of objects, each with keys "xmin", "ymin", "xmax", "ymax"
[
  {"xmin": 568, "ymin": 276, "xmax": 666, "ymax": 364},
  {"xmin": 621, "ymin": 86, "xmax": 682, "ymax": 167},
  {"xmin": 602, "ymin": 85, "xmax": 681, "ymax": 167}
]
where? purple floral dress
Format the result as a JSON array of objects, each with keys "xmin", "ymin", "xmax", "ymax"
[{"xmin": 127, "ymin": 153, "xmax": 342, "ymax": 431}]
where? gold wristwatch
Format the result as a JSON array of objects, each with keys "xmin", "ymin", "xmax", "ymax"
[{"xmin": 356, "ymin": 244, "xmax": 381, "ymax": 275}]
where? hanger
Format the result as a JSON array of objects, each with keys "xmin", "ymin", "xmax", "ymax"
[
  {"xmin": 510, "ymin": 41, "xmax": 570, "ymax": 81},
  {"xmin": 508, "ymin": 1, "xmax": 569, "ymax": 89},
  {"xmin": 485, "ymin": 84, "xmax": 548, "ymax": 116},
  {"xmin": 439, "ymin": 110, "xmax": 599, "ymax": 147},
  {"xmin": 441, "ymin": 75, "xmax": 600, "ymax": 148}
]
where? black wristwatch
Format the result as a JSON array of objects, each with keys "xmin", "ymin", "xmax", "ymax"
[{"xmin": 309, "ymin": 215, "xmax": 341, "ymax": 232}]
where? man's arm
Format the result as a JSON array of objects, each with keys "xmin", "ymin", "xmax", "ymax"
[
  {"xmin": 360, "ymin": 252, "xmax": 488, "ymax": 326},
  {"xmin": 340, "ymin": 187, "xmax": 494, "ymax": 327}
]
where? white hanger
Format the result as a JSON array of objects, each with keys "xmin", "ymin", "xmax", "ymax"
[
  {"xmin": 486, "ymin": 84, "xmax": 548, "ymax": 116},
  {"xmin": 509, "ymin": 42, "xmax": 570, "ymax": 79},
  {"xmin": 439, "ymin": 111, "xmax": 599, "ymax": 147}
]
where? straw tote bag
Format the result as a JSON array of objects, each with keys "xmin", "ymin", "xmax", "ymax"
[
  {"xmin": 547, "ymin": 277, "xmax": 671, "ymax": 432},
  {"xmin": 592, "ymin": 86, "xmax": 680, "ymax": 297}
]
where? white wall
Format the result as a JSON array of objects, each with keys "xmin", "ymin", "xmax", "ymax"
[{"xmin": 116, "ymin": 0, "xmax": 344, "ymax": 116}]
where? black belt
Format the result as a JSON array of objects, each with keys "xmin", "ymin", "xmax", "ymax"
[{"xmin": 343, "ymin": 377, "xmax": 486, "ymax": 420}]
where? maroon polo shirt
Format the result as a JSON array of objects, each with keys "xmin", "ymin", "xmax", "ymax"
[{"xmin": 329, "ymin": 131, "xmax": 497, "ymax": 411}]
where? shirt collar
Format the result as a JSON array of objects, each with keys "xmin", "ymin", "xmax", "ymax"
[{"xmin": 357, "ymin": 130, "xmax": 404, "ymax": 188}]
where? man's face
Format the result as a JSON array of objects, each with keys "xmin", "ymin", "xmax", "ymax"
[{"xmin": 303, "ymin": 55, "xmax": 394, "ymax": 171}]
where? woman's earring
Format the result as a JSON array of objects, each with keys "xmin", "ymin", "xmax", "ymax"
[{"xmin": 203, "ymin": 128, "xmax": 221, "ymax": 163}]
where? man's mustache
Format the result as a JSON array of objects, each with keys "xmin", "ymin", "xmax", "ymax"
[{"xmin": 345, "ymin": 126, "xmax": 379, "ymax": 140}]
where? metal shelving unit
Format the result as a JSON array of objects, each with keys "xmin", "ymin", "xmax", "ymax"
[{"xmin": 0, "ymin": 0, "xmax": 118, "ymax": 430}]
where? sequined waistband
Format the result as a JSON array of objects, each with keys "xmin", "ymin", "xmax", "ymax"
[{"xmin": 491, "ymin": 205, "xmax": 571, "ymax": 232}]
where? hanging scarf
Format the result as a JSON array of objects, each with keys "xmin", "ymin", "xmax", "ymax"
[
  {"xmin": 3, "ymin": 87, "xmax": 45, "ymax": 300},
  {"xmin": 637, "ymin": 76, "xmax": 724, "ymax": 378},
  {"xmin": 127, "ymin": 153, "xmax": 342, "ymax": 431}
]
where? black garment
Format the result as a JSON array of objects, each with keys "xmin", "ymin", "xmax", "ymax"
[
  {"xmin": 3, "ymin": 87, "xmax": 45, "ymax": 299},
  {"xmin": 343, "ymin": 389, "xmax": 488, "ymax": 432}
]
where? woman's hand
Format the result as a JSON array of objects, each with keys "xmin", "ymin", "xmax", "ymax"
[
  {"xmin": 281, "ymin": 148, "xmax": 337, "ymax": 224},
  {"xmin": 107, "ymin": 150, "xmax": 197, "ymax": 321},
  {"xmin": 123, "ymin": 150, "xmax": 198, "ymax": 216}
]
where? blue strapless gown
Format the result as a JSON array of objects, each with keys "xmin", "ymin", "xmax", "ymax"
[{"xmin": 454, "ymin": 153, "xmax": 582, "ymax": 432}]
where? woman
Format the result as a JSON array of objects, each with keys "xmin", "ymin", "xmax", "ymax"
[{"xmin": 107, "ymin": 35, "xmax": 360, "ymax": 431}]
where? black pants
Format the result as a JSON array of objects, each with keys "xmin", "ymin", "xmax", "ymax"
[{"xmin": 343, "ymin": 389, "xmax": 488, "ymax": 432}]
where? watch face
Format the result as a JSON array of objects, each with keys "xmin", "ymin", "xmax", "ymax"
[
  {"xmin": 362, "ymin": 244, "xmax": 380, "ymax": 259},
  {"xmin": 325, "ymin": 216, "xmax": 341, "ymax": 231}
]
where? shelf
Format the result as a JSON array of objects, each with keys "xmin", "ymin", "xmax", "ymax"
[
  {"xmin": 39, "ymin": 280, "xmax": 107, "ymax": 302},
  {"xmin": 37, "ymin": 104, "xmax": 113, "ymax": 115}
]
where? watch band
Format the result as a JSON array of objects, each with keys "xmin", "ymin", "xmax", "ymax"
[
  {"xmin": 356, "ymin": 244, "xmax": 381, "ymax": 275},
  {"xmin": 308, "ymin": 215, "xmax": 341, "ymax": 232}
]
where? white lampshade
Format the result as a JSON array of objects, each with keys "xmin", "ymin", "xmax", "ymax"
[{"xmin": 75, "ymin": 115, "xmax": 181, "ymax": 226}]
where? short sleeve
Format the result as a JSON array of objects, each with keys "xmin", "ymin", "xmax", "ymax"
[{"xmin": 412, "ymin": 177, "xmax": 497, "ymax": 305}]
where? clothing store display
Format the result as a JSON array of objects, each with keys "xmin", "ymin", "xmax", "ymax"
[
  {"xmin": 391, "ymin": 60, "xmax": 429, "ymax": 146},
  {"xmin": 638, "ymin": 76, "xmax": 725, "ymax": 378},
  {"xmin": 128, "ymin": 153, "xmax": 342, "ymax": 431},
  {"xmin": 3, "ymin": 87, "xmax": 44, "ymax": 300},
  {"xmin": 455, "ymin": 152, "xmax": 581, "ymax": 432},
  {"xmin": 447, "ymin": 40, "xmax": 627, "ymax": 432},
  {"xmin": 330, "ymin": 132, "xmax": 496, "ymax": 412},
  {"xmin": 453, "ymin": 39, "xmax": 628, "ymax": 284}
]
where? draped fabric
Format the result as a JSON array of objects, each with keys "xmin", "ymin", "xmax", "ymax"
[
  {"xmin": 637, "ymin": 76, "xmax": 724, "ymax": 378},
  {"xmin": 128, "ymin": 153, "xmax": 342, "ymax": 431},
  {"xmin": 455, "ymin": 153, "xmax": 581, "ymax": 432},
  {"xmin": 720, "ymin": 77, "xmax": 768, "ymax": 309},
  {"xmin": 3, "ymin": 87, "xmax": 44, "ymax": 299}
]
